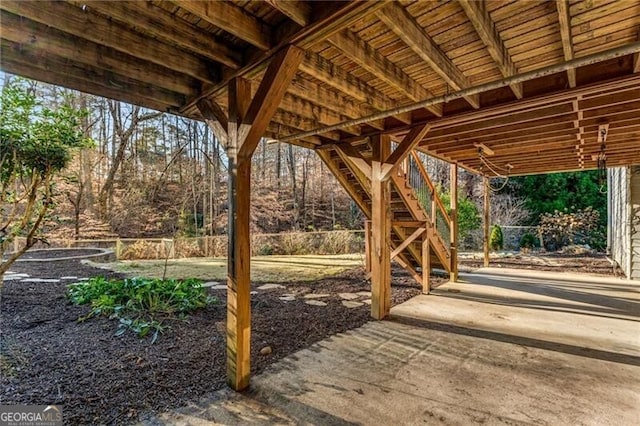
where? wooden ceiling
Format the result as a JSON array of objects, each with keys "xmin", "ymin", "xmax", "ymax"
[{"xmin": 1, "ymin": 0, "xmax": 639, "ymax": 176}]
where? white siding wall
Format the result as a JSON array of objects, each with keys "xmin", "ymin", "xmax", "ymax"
[{"xmin": 608, "ymin": 167, "xmax": 630, "ymax": 278}]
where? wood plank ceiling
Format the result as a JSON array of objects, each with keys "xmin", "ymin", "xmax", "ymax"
[{"xmin": 1, "ymin": 0, "xmax": 639, "ymax": 176}]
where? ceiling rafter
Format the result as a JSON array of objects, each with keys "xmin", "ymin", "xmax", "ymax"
[
  {"xmin": 265, "ymin": 0, "xmax": 311, "ymax": 27},
  {"xmin": 0, "ymin": 1, "xmax": 219, "ymax": 84},
  {"xmin": 0, "ymin": 11, "xmax": 198, "ymax": 97},
  {"xmin": 458, "ymin": 0, "xmax": 523, "ymax": 99},
  {"xmin": 299, "ymin": 52, "xmax": 412, "ymax": 124},
  {"xmin": 74, "ymin": 0, "xmax": 242, "ymax": 69},
  {"xmin": 376, "ymin": 3, "xmax": 480, "ymax": 109},
  {"xmin": 556, "ymin": 0, "xmax": 576, "ymax": 88},
  {"xmin": 288, "ymin": 76, "xmax": 384, "ymax": 130},
  {"xmin": 0, "ymin": 50, "xmax": 174, "ymax": 113},
  {"xmin": 175, "ymin": 0, "xmax": 271, "ymax": 50},
  {"xmin": 329, "ymin": 30, "xmax": 443, "ymax": 117}
]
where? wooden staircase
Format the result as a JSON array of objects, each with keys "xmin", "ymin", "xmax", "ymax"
[{"xmin": 318, "ymin": 143, "xmax": 452, "ymax": 284}]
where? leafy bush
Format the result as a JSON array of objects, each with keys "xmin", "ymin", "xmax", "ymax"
[
  {"xmin": 489, "ymin": 225, "xmax": 503, "ymax": 251},
  {"xmin": 519, "ymin": 233, "xmax": 538, "ymax": 250},
  {"xmin": 539, "ymin": 206, "xmax": 603, "ymax": 251},
  {"xmin": 68, "ymin": 277, "xmax": 216, "ymax": 342},
  {"xmin": 438, "ymin": 189, "xmax": 481, "ymax": 240}
]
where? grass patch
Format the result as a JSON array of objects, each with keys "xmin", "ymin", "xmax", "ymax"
[
  {"xmin": 101, "ymin": 254, "xmax": 365, "ymax": 282},
  {"xmin": 67, "ymin": 277, "xmax": 217, "ymax": 342}
]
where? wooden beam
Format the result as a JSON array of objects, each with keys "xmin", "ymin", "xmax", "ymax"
[
  {"xmin": 391, "ymin": 227, "xmax": 425, "ymax": 260},
  {"xmin": 459, "ymin": 0, "xmax": 523, "ymax": 99},
  {"xmin": 334, "ymin": 143, "xmax": 372, "ymax": 177},
  {"xmin": 239, "ymin": 46, "xmax": 304, "ymax": 158},
  {"xmin": 279, "ymin": 94, "xmax": 361, "ymax": 136},
  {"xmin": 176, "ymin": 0, "xmax": 271, "ymax": 50},
  {"xmin": 330, "ymin": 30, "xmax": 443, "ymax": 117},
  {"xmin": 382, "ymin": 123, "xmax": 431, "ymax": 180},
  {"xmin": 450, "ymin": 163, "xmax": 459, "ymax": 282},
  {"xmin": 392, "ymin": 221, "xmax": 427, "ymax": 227},
  {"xmin": 72, "ymin": 0, "xmax": 242, "ymax": 69},
  {"xmin": 197, "ymin": 98, "xmax": 229, "ymax": 148},
  {"xmin": 377, "ymin": 3, "xmax": 480, "ymax": 109},
  {"xmin": 483, "ymin": 176, "xmax": 490, "ymax": 268},
  {"xmin": 266, "ymin": 0, "xmax": 311, "ymax": 26},
  {"xmin": 226, "ymin": 77, "xmax": 252, "ymax": 392},
  {"xmin": 422, "ymin": 233, "xmax": 431, "ymax": 294},
  {"xmin": 0, "ymin": 1, "xmax": 218, "ymax": 83},
  {"xmin": 634, "ymin": 53, "xmax": 640, "ymax": 73},
  {"xmin": 556, "ymin": 0, "xmax": 576, "ymax": 88},
  {"xmin": 365, "ymin": 220, "xmax": 372, "ymax": 278},
  {"xmin": 0, "ymin": 10, "xmax": 198, "ymax": 96},
  {"xmin": 288, "ymin": 76, "xmax": 384, "ymax": 130},
  {"xmin": 0, "ymin": 55, "xmax": 172, "ymax": 113},
  {"xmin": 299, "ymin": 52, "xmax": 412, "ymax": 124},
  {"xmin": 316, "ymin": 149, "xmax": 371, "ymax": 217},
  {"xmin": 1, "ymin": 40, "xmax": 185, "ymax": 107},
  {"xmin": 370, "ymin": 134, "xmax": 392, "ymax": 320}
]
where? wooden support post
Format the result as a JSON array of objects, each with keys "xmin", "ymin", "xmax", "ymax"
[
  {"xmin": 450, "ymin": 163, "xmax": 459, "ymax": 281},
  {"xmin": 422, "ymin": 232, "xmax": 431, "ymax": 294},
  {"xmin": 370, "ymin": 134, "xmax": 392, "ymax": 320},
  {"xmin": 197, "ymin": 46, "xmax": 303, "ymax": 392},
  {"xmin": 483, "ymin": 176, "xmax": 490, "ymax": 267},
  {"xmin": 364, "ymin": 220, "xmax": 372, "ymax": 277},
  {"xmin": 226, "ymin": 77, "xmax": 252, "ymax": 392}
]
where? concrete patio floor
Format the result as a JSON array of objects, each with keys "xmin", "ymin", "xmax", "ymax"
[{"xmin": 146, "ymin": 268, "xmax": 640, "ymax": 425}]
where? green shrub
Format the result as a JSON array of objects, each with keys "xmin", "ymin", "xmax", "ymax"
[
  {"xmin": 519, "ymin": 233, "xmax": 537, "ymax": 250},
  {"xmin": 438, "ymin": 189, "xmax": 481, "ymax": 240},
  {"xmin": 67, "ymin": 277, "xmax": 216, "ymax": 342},
  {"xmin": 489, "ymin": 225, "xmax": 503, "ymax": 251}
]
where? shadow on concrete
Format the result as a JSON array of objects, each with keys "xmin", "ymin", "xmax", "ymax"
[
  {"xmin": 389, "ymin": 315, "xmax": 640, "ymax": 367},
  {"xmin": 437, "ymin": 272, "xmax": 640, "ymax": 320}
]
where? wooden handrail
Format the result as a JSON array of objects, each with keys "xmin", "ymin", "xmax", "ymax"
[{"xmin": 409, "ymin": 151, "xmax": 450, "ymax": 224}]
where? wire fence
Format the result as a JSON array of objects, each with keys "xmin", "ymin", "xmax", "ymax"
[
  {"xmin": 462, "ymin": 225, "xmax": 541, "ymax": 251},
  {"xmin": 13, "ymin": 230, "xmax": 366, "ymax": 260}
]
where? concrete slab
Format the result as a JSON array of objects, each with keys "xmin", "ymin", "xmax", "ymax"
[{"xmin": 146, "ymin": 268, "xmax": 640, "ymax": 425}]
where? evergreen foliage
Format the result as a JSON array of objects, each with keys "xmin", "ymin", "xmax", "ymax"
[{"xmin": 489, "ymin": 224, "xmax": 503, "ymax": 251}]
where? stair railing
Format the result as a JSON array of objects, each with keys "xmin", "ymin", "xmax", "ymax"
[{"xmin": 405, "ymin": 152, "xmax": 451, "ymax": 257}]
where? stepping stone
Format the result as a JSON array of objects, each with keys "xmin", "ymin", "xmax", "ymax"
[
  {"xmin": 282, "ymin": 293, "xmax": 296, "ymax": 298},
  {"xmin": 258, "ymin": 283, "xmax": 285, "ymax": 290},
  {"xmin": 342, "ymin": 300, "xmax": 364, "ymax": 308},
  {"xmin": 362, "ymin": 299, "xmax": 372, "ymax": 305},
  {"xmin": 22, "ymin": 278, "xmax": 60, "ymax": 283},
  {"xmin": 303, "ymin": 293, "xmax": 330, "ymax": 299},
  {"xmin": 305, "ymin": 300, "xmax": 327, "ymax": 307},
  {"xmin": 338, "ymin": 292, "xmax": 359, "ymax": 300},
  {"xmin": 356, "ymin": 291, "xmax": 372, "ymax": 297},
  {"xmin": 250, "ymin": 291, "xmax": 258, "ymax": 295},
  {"xmin": 279, "ymin": 296, "xmax": 296, "ymax": 302},
  {"xmin": 203, "ymin": 282, "xmax": 226, "ymax": 290},
  {"xmin": 60, "ymin": 276, "xmax": 78, "ymax": 280},
  {"xmin": 2, "ymin": 275, "xmax": 25, "ymax": 281}
]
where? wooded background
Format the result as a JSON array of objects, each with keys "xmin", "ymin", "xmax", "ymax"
[{"xmin": 3, "ymin": 76, "xmax": 607, "ymax": 247}]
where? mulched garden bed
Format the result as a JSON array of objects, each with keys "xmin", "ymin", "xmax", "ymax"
[{"xmin": 1, "ymin": 256, "xmax": 426, "ymax": 425}]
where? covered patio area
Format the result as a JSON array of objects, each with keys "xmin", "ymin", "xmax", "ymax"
[{"xmin": 148, "ymin": 268, "xmax": 640, "ymax": 425}]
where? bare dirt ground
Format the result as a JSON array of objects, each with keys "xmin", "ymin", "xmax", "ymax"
[
  {"xmin": 0, "ymin": 254, "xmax": 426, "ymax": 425},
  {"xmin": 460, "ymin": 251, "xmax": 617, "ymax": 276}
]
